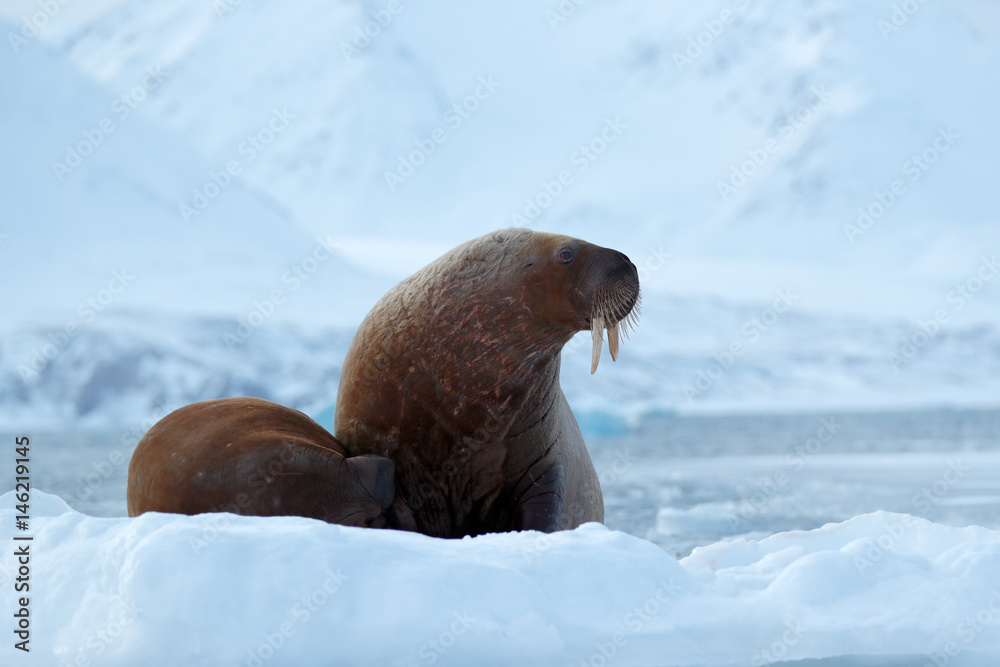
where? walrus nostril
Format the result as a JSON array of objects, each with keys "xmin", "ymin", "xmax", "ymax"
[{"xmin": 603, "ymin": 262, "xmax": 636, "ymax": 284}]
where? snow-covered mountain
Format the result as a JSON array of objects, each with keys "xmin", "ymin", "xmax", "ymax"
[
  {"xmin": 1, "ymin": 0, "xmax": 998, "ymax": 427},
  {"xmin": 6, "ymin": 298, "xmax": 1000, "ymax": 430}
]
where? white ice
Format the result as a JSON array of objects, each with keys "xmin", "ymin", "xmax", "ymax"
[{"xmin": 3, "ymin": 490, "xmax": 999, "ymax": 666}]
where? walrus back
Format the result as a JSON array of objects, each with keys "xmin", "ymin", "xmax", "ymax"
[{"xmin": 127, "ymin": 397, "xmax": 396, "ymax": 527}]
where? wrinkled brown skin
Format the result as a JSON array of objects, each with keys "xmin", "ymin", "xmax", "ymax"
[
  {"xmin": 127, "ymin": 397, "xmax": 403, "ymax": 528},
  {"xmin": 334, "ymin": 228, "xmax": 640, "ymax": 538}
]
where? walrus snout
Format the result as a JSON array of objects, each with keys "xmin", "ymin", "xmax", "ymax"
[
  {"xmin": 597, "ymin": 261, "xmax": 640, "ymax": 319},
  {"xmin": 586, "ymin": 248, "xmax": 641, "ymax": 374}
]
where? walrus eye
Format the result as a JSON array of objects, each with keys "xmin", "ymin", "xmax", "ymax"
[{"xmin": 558, "ymin": 248, "xmax": 574, "ymax": 263}]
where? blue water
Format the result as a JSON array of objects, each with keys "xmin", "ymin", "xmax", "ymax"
[{"xmin": 5, "ymin": 408, "xmax": 999, "ymax": 557}]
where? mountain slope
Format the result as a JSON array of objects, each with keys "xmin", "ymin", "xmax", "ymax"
[
  {"xmin": 0, "ymin": 30, "xmax": 393, "ymax": 333},
  {"xmin": 1, "ymin": 1, "xmax": 998, "ymax": 426},
  {"xmin": 33, "ymin": 0, "xmax": 1000, "ymax": 324}
]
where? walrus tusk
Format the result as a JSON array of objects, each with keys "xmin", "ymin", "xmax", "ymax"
[
  {"xmin": 607, "ymin": 320, "xmax": 619, "ymax": 362},
  {"xmin": 591, "ymin": 314, "xmax": 605, "ymax": 374}
]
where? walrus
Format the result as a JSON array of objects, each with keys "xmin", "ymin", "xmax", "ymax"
[
  {"xmin": 127, "ymin": 397, "xmax": 408, "ymax": 528},
  {"xmin": 334, "ymin": 228, "xmax": 640, "ymax": 537}
]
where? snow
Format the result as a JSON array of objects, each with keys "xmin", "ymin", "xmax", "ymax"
[
  {"xmin": 3, "ymin": 489, "xmax": 1000, "ymax": 666},
  {"xmin": 1, "ymin": 0, "xmax": 999, "ymax": 426},
  {"xmin": 1, "ymin": 5, "xmax": 997, "ymax": 661}
]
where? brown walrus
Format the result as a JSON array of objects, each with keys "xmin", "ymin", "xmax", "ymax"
[
  {"xmin": 127, "ymin": 397, "xmax": 406, "ymax": 528},
  {"xmin": 334, "ymin": 228, "xmax": 640, "ymax": 537}
]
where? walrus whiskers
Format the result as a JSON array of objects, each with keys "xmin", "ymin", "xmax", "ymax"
[{"xmin": 590, "ymin": 282, "xmax": 641, "ymax": 373}]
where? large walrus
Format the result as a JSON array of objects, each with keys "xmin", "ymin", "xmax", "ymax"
[
  {"xmin": 335, "ymin": 228, "xmax": 640, "ymax": 537},
  {"xmin": 127, "ymin": 397, "xmax": 404, "ymax": 528}
]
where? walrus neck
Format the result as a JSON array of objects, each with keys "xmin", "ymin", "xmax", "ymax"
[
  {"xmin": 415, "ymin": 290, "xmax": 569, "ymax": 417},
  {"xmin": 446, "ymin": 346, "xmax": 563, "ymax": 456},
  {"xmin": 503, "ymin": 352, "xmax": 563, "ymax": 435}
]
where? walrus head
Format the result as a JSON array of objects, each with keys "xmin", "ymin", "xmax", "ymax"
[
  {"xmin": 336, "ymin": 227, "xmax": 642, "ymax": 447},
  {"xmin": 515, "ymin": 230, "xmax": 641, "ymax": 373}
]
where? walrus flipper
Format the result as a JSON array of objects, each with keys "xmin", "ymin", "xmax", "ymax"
[{"xmin": 512, "ymin": 463, "xmax": 565, "ymax": 532}]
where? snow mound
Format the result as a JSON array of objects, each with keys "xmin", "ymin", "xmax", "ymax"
[{"xmin": 3, "ymin": 490, "xmax": 999, "ymax": 666}]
